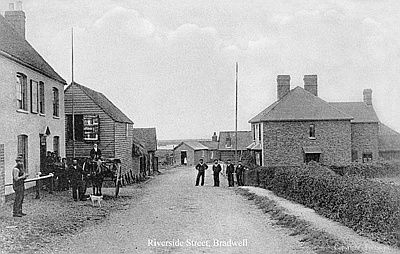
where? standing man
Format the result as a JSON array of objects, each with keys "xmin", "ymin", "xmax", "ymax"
[
  {"xmin": 226, "ymin": 159, "xmax": 235, "ymax": 187},
  {"xmin": 67, "ymin": 158, "xmax": 85, "ymax": 201},
  {"xmin": 235, "ymin": 160, "xmax": 246, "ymax": 186},
  {"xmin": 90, "ymin": 144, "xmax": 102, "ymax": 161},
  {"xmin": 12, "ymin": 155, "xmax": 29, "ymax": 217},
  {"xmin": 195, "ymin": 158, "xmax": 208, "ymax": 186},
  {"xmin": 212, "ymin": 159, "xmax": 222, "ymax": 187}
]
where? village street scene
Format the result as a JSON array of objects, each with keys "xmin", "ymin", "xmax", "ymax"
[{"xmin": 1, "ymin": 1, "xmax": 400, "ymax": 254}]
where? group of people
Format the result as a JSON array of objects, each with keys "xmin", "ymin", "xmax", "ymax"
[
  {"xmin": 12, "ymin": 144, "xmax": 106, "ymax": 217},
  {"xmin": 194, "ymin": 158, "xmax": 247, "ymax": 187}
]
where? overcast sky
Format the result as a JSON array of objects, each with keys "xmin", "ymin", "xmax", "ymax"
[{"xmin": 2, "ymin": 0, "xmax": 400, "ymax": 140}]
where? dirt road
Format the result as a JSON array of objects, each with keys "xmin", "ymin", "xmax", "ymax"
[{"xmin": 49, "ymin": 166, "xmax": 315, "ymax": 254}]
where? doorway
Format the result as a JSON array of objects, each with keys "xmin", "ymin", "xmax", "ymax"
[
  {"xmin": 305, "ymin": 153, "xmax": 320, "ymax": 163},
  {"xmin": 39, "ymin": 134, "xmax": 47, "ymax": 173},
  {"xmin": 181, "ymin": 151, "xmax": 187, "ymax": 165}
]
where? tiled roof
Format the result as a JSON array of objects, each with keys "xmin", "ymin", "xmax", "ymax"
[
  {"xmin": 0, "ymin": 14, "xmax": 66, "ymax": 84},
  {"xmin": 174, "ymin": 141, "xmax": 208, "ymax": 151},
  {"xmin": 249, "ymin": 87, "xmax": 353, "ymax": 123},
  {"xmin": 67, "ymin": 82, "xmax": 133, "ymax": 124},
  {"xmin": 378, "ymin": 123, "xmax": 400, "ymax": 151},
  {"xmin": 199, "ymin": 141, "xmax": 219, "ymax": 150},
  {"xmin": 132, "ymin": 128, "xmax": 157, "ymax": 152},
  {"xmin": 218, "ymin": 131, "xmax": 253, "ymax": 151},
  {"xmin": 329, "ymin": 102, "xmax": 379, "ymax": 123}
]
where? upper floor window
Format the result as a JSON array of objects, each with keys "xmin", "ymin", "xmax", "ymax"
[
  {"xmin": 83, "ymin": 115, "xmax": 99, "ymax": 141},
  {"xmin": 39, "ymin": 82, "xmax": 45, "ymax": 114},
  {"xmin": 258, "ymin": 123, "xmax": 262, "ymax": 141},
  {"xmin": 309, "ymin": 124, "xmax": 315, "ymax": 139},
  {"xmin": 30, "ymin": 80, "xmax": 39, "ymax": 113},
  {"xmin": 16, "ymin": 73, "xmax": 27, "ymax": 111},
  {"xmin": 52, "ymin": 87, "xmax": 59, "ymax": 117}
]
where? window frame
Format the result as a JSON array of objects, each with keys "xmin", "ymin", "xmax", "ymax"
[
  {"xmin": 30, "ymin": 80, "xmax": 39, "ymax": 113},
  {"xmin": 53, "ymin": 136, "xmax": 60, "ymax": 157},
  {"xmin": 17, "ymin": 134, "xmax": 28, "ymax": 170},
  {"xmin": 39, "ymin": 82, "xmax": 45, "ymax": 114},
  {"xmin": 16, "ymin": 73, "xmax": 28, "ymax": 111},
  {"xmin": 83, "ymin": 115, "xmax": 100, "ymax": 141},
  {"xmin": 52, "ymin": 87, "xmax": 59, "ymax": 117},
  {"xmin": 309, "ymin": 124, "xmax": 316, "ymax": 139}
]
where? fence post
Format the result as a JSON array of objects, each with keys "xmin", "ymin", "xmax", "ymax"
[{"xmin": 49, "ymin": 175, "xmax": 53, "ymax": 194}]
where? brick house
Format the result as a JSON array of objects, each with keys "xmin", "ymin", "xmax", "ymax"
[
  {"xmin": 249, "ymin": 75, "xmax": 381, "ymax": 167},
  {"xmin": 64, "ymin": 82, "xmax": 135, "ymax": 179},
  {"xmin": 0, "ymin": 6, "xmax": 67, "ymax": 201},
  {"xmin": 218, "ymin": 131, "xmax": 253, "ymax": 162}
]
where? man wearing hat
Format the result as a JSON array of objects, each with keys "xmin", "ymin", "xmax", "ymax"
[
  {"xmin": 195, "ymin": 158, "xmax": 208, "ymax": 186},
  {"xmin": 235, "ymin": 160, "xmax": 246, "ymax": 186},
  {"xmin": 12, "ymin": 155, "xmax": 29, "ymax": 217},
  {"xmin": 226, "ymin": 159, "xmax": 235, "ymax": 187}
]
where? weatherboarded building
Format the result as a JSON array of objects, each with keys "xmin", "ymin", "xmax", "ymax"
[
  {"xmin": 378, "ymin": 123, "xmax": 400, "ymax": 160},
  {"xmin": 173, "ymin": 141, "xmax": 209, "ymax": 166},
  {"xmin": 132, "ymin": 128, "xmax": 158, "ymax": 175},
  {"xmin": 217, "ymin": 131, "xmax": 253, "ymax": 162},
  {"xmin": 0, "ymin": 8, "xmax": 67, "ymax": 200},
  {"xmin": 64, "ymin": 82, "xmax": 134, "ymax": 175},
  {"xmin": 249, "ymin": 75, "xmax": 382, "ymax": 167}
]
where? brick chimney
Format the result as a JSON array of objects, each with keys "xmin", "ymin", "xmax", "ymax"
[
  {"xmin": 363, "ymin": 89, "xmax": 372, "ymax": 106},
  {"xmin": 5, "ymin": 1, "xmax": 26, "ymax": 38},
  {"xmin": 304, "ymin": 75, "xmax": 318, "ymax": 96},
  {"xmin": 277, "ymin": 75, "xmax": 290, "ymax": 100},
  {"xmin": 212, "ymin": 132, "xmax": 217, "ymax": 142}
]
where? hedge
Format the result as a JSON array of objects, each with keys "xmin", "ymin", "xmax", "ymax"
[
  {"xmin": 329, "ymin": 159, "xmax": 400, "ymax": 178},
  {"xmin": 252, "ymin": 162, "xmax": 400, "ymax": 247}
]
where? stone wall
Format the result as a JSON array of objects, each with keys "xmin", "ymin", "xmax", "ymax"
[{"xmin": 263, "ymin": 120, "xmax": 352, "ymax": 166}]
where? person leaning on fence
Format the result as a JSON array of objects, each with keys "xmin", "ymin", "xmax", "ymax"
[
  {"xmin": 12, "ymin": 155, "xmax": 29, "ymax": 217},
  {"xmin": 67, "ymin": 158, "xmax": 86, "ymax": 201},
  {"xmin": 226, "ymin": 159, "xmax": 235, "ymax": 187},
  {"xmin": 212, "ymin": 159, "xmax": 222, "ymax": 187},
  {"xmin": 195, "ymin": 158, "xmax": 208, "ymax": 186}
]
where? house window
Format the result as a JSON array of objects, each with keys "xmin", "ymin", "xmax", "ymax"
[
  {"xmin": 305, "ymin": 153, "xmax": 320, "ymax": 163},
  {"xmin": 352, "ymin": 150, "xmax": 358, "ymax": 162},
  {"xmin": 30, "ymin": 80, "xmax": 39, "ymax": 113},
  {"xmin": 125, "ymin": 123, "xmax": 129, "ymax": 138},
  {"xmin": 309, "ymin": 124, "xmax": 315, "ymax": 139},
  {"xmin": 52, "ymin": 87, "xmax": 59, "ymax": 117},
  {"xmin": 17, "ymin": 134, "xmax": 28, "ymax": 170},
  {"xmin": 362, "ymin": 152, "xmax": 372, "ymax": 163},
  {"xmin": 252, "ymin": 124, "xmax": 256, "ymax": 141},
  {"xmin": 66, "ymin": 114, "xmax": 84, "ymax": 141},
  {"xmin": 83, "ymin": 115, "xmax": 99, "ymax": 141},
  {"xmin": 53, "ymin": 136, "xmax": 59, "ymax": 157},
  {"xmin": 39, "ymin": 82, "xmax": 45, "ymax": 114},
  {"xmin": 16, "ymin": 73, "xmax": 27, "ymax": 111},
  {"xmin": 258, "ymin": 124, "xmax": 261, "ymax": 141}
]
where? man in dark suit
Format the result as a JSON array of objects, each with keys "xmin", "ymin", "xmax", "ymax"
[
  {"xmin": 226, "ymin": 159, "xmax": 235, "ymax": 187},
  {"xmin": 90, "ymin": 144, "xmax": 102, "ymax": 161},
  {"xmin": 67, "ymin": 158, "xmax": 86, "ymax": 201},
  {"xmin": 212, "ymin": 159, "xmax": 222, "ymax": 187},
  {"xmin": 12, "ymin": 155, "xmax": 29, "ymax": 217},
  {"xmin": 195, "ymin": 158, "xmax": 208, "ymax": 186},
  {"xmin": 235, "ymin": 160, "xmax": 246, "ymax": 186}
]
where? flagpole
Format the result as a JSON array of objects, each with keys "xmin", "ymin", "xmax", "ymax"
[
  {"xmin": 235, "ymin": 62, "xmax": 238, "ymax": 164},
  {"xmin": 71, "ymin": 27, "xmax": 75, "ymax": 158}
]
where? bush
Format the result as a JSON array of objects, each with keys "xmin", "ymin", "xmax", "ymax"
[
  {"xmin": 329, "ymin": 159, "xmax": 400, "ymax": 178},
  {"xmin": 257, "ymin": 162, "xmax": 400, "ymax": 247}
]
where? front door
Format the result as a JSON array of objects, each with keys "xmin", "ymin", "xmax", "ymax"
[
  {"xmin": 39, "ymin": 134, "xmax": 47, "ymax": 173},
  {"xmin": 305, "ymin": 153, "xmax": 320, "ymax": 163},
  {"xmin": 181, "ymin": 151, "xmax": 187, "ymax": 165}
]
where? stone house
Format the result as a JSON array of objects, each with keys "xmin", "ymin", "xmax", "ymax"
[
  {"xmin": 0, "ymin": 5, "xmax": 67, "ymax": 202},
  {"xmin": 64, "ymin": 82, "xmax": 135, "ymax": 179},
  {"xmin": 249, "ymin": 75, "xmax": 381, "ymax": 167}
]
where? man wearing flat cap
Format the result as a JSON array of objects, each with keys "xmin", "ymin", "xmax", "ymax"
[{"xmin": 12, "ymin": 155, "xmax": 29, "ymax": 217}]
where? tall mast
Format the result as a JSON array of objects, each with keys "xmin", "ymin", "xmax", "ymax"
[
  {"xmin": 71, "ymin": 27, "xmax": 75, "ymax": 158},
  {"xmin": 235, "ymin": 62, "xmax": 238, "ymax": 164}
]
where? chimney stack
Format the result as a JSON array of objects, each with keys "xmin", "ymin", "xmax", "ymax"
[
  {"xmin": 363, "ymin": 89, "xmax": 372, "ymax": 106},
  {"xmin": 5, "ymin": 1, "xmax": 26, "ymax": 38},
  {"xmin": 277, "ymin": 75, "xmax": 290, "ymax": 100},
  {"xmin": 212, "ymin": 132, "xmax": 218, "ymax": 142},
  {"xmin": 304, "ymin": 75, "xmax": 318, "ymax": 96}
]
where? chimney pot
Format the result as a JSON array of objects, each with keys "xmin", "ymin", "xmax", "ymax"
[
  {"xmin": 16, "ymin": 1, "xmax": 22, "ymax": 10},
  {"xmin": 303, "ymin": 75, "xmax": 318, "ymax": 96},
  {"xmin": 363, "ymin": 89, "xmax": 372, "ymax": 106},
  {"xmin": 277, "ymin": 75, "xmax": 291, "ymax": 100},
  {"xmin": 5, "ymin": 2, "xmax": 26, "ymax": 38},
  {"xmin": 9, "ymin": 3, "xmax": 15, "ymax": 10}
]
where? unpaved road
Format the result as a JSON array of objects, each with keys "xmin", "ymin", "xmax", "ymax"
[{"xmin": 49, "ymin": 166, "xmax": 315, "ymax": 254}]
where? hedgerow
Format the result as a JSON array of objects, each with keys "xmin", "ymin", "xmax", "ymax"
[
  {"xmin": 250, "ymin": 162, "xmax": 400, "ymax": 247},
  {"xmin": 329, "ymin": 159, "xmax": 400, "ymax": 178}
]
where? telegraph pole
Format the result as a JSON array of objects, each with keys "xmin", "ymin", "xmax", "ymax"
[
  {"xmin": 235, "ymin": 62, "xmax": 238, "ymax": 164},
  {"xmin": 71, "ymin": 27, "xmax": 75, "ymax": 158}
]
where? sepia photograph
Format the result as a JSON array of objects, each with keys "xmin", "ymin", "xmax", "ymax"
[{"xmin": 0, "ymin": 0, "xmax": 400, "ymax": 253}]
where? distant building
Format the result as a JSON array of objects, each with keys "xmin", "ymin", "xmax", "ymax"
[
  {"xmin": 132, "ymin": 128, "xmax": 158, "ymax": 175},
  {"xmin": 249, "ymin": 74, "xmax": 384, "ymax": 167},
  {"xmin": 217, "ymin": 131, "xmax": 253, "ymax": 162},
  {"xmin": 64, "ymin": 82, "xmax": 135, "ymax": 177},
  {"xmin": 0, "ymin": 5, "xmax": 67, "ymax": 201},
  {"xmin": 199, "ymin": 132, "xmax": 219, "ymax": 162},
  {"xmin": 378, "ymin": 123, "xmax": 400, "ymax": 160},
  {"xmin": 173, "ymin": 141, "xmax": 209, "ymax": 166}
]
